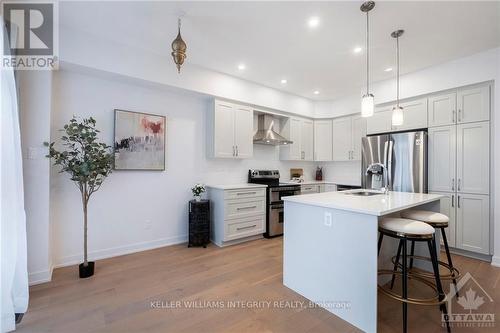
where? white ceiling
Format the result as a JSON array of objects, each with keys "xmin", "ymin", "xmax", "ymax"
[{"xmin": 60, "ymin": 1, "xmax": 500, "ymax": 101}]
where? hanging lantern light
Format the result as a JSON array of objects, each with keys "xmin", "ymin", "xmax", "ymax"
[
  {"xmin": 360, "ymin": 1, "xmax": 375, "ymax": 118},
  {"xmin": 171, "ymin": 18, "xmax": 187, "ymax": 73},
  {"xmin": 391, "ymin": 29, "xmax": 404, "ymax": 126}
]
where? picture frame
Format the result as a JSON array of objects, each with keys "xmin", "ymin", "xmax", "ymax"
[{"xmin": 113, "ymin": 109, "xmax": 166, "ymax": 171}]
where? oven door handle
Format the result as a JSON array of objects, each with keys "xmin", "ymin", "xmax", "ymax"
[{"xmin": 270, "ymin": 204, "xmax": 284, "ymax": 210}]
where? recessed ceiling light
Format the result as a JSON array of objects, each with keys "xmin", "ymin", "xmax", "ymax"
[
  {"xmin": 313, "ymin": 90, "xmax": 320, "ymax": 95},
  {"xmin": 280, "ymin": 79, "xmax": 287, "ymax": 84},
  {"xmin": 237, "ymin": 63, "xmax": 246, "ymax": 70},
  {"xmin": 308, "ymin": 17, "xmax": 320, "ymax": 28},
  {"xmin": 353, "ymin": 47, "xmax": 363, "ymax": 54},
  {"xmin": 384, "ymin": 67, "xmax": 393, "ymax": 72}
]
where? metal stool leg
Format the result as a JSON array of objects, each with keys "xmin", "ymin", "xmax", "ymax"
[
  {"xmin": 402, "ymin": 237, "xmax": 408, "ymax": 333},
  {"xmin": 378, "ymin": 233, "xmax": 384, "ymax": 256},
  {"xmin": 390, "ymin": 239, "xmax": 404, "ymax": 289},
  {"xmin": 440, "ymin": 227, "xmax": 459, "ymax": 297},
  {"xmin": 409, "ymin": 240, "xmax": 416, "ymax": 270},
  {"xmin": 427, "ymin": 236, "xmax": 451, "ymax": 333}
]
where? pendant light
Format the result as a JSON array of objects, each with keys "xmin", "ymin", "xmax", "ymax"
[
  {"xmin": 171, "ymin": 17, "xmax": 187, "ymax": 73},
  {"xmin": 391, "ymin": 29, "xmax": 404, "ymax": 126},
  {"xmin": 360, "ymin": 1, "xmax": 375, "ymax": 118}
]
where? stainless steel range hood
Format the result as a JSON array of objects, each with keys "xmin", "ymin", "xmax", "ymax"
[{"xmin": 253, "ymin": 114, "xmax": 293, "ymax": 146}]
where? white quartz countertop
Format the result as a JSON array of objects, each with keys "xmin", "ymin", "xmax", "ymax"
[
  {"xmin": 283, "ymin": 190, "xmax": 444, "ymax": 216},
  {"xmin": 206, "ymin": 183, "xmax": 267, "ymax": 190}
]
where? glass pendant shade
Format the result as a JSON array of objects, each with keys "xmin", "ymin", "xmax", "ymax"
[
  {"xmin": 392, "ymin": 105, "xmax": 404, "ymax": 126},
  {"xmin": 361, "ymin": 94, "xmax": 374, "ymax": 117}
]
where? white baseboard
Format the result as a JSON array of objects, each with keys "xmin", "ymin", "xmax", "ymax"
[
  {"xmin": 491, "ymin": 256, "xmax": 500, "ymax": 267},
  {"xmin": 29, "ymin": 266, "xmax": 54, "ymax": 286},
  {"xmin": 53, "ymin": 234, "xmax": 188, "ymax": 269}
]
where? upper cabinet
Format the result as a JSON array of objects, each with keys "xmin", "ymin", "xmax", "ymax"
[
  {"xmin": 368, "ymin": 99, "xmax": 428, "ymax": 135},
  {"xmin": 280, "ymin": 118, "xmax": 314, "ymax": 161},
  {"xmin": 428, "ymin": 84, "xmax": 490, "ymax": 128},
  {"xmin": 428, "ymin": 91, "xmax": 457, "ymax": 127},
  {"xmin": 457, "ymin": 85, "xmax": 490, "ymax": 124},
  {"xmin": 391, "ymin": 98, "xmax": 428, "ymax": 132},
  {"xmin": 428, "ymin": 125, "xmax": 456, "ymax": 193},
  {"xmin": 207, "ymin": 99, "xmax": 253, "ymax": 159},
  {"xmin": 313, "ymin": 120, "xmax": 333, "ymax": 161},
  {"xmin": 366, "ymin": 107, "xmax": 392, "ymax": 135},
  {"xmin": 332, "ymin": 115, "xmax": 366, "ymax": 161}
]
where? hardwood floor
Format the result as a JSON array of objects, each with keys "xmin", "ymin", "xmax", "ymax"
[{"xmin": 18, "ymin": 238, "xmax": 500, "ymax": 333}]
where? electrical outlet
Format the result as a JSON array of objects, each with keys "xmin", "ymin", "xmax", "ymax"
[
  {"xmin": 145, "ymin": 219, "xmax": 152, "ymax": 230},
  {"xmin": 324, "ymin": 212, "xmax": 332, "ymax": 227}
]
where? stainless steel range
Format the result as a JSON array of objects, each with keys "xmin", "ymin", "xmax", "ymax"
[{"xmin": 248, "ymin": 170, "xmax": 301, "ymax": 237}]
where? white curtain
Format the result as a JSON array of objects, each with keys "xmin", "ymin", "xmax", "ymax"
[{"xmin": 1, "ymin": 17, "xmax": 29, "ymax": 333}]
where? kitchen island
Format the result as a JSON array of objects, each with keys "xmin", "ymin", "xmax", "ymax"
[{"xmin": 283, "ymin": 190, "xmax": 444, "ymax": 333}]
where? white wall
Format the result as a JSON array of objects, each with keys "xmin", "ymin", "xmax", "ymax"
[
  {"xmin": 50, "ymin": 68, "xmax": 318, "ymax": 267},
  {"xmin": 18, "ymin": 71, "xmax": 53, "ymax": 284},
  {"xmin": 59, "ymin": 26, "xmax": 315, "ymax": 118}
]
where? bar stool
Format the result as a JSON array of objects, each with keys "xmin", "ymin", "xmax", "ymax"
[
  {"xmin": 400, "ymin": 210, "xmax": 459, "ymax": 295},
  {"xmin": 378, "ymin": 217, "xmax": 450, "ymax": 333}
]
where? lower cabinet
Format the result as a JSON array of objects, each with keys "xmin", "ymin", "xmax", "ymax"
[
  {"xmin": 208, "ymin": 186, "xmax": 266, "ymax": 247},
  {"xmin": 432, "ymin": 191, "xmax": 490, "ymax": 255},
  {"xmin": 431, "ymin": 192, "xmax": 456, "ymax": 248},
  {"xmin": 300, "ymin": 184, "xmax": 321, "ymax": 194},
  {"xmin": 456, "ymin": 193, "xmax": 490, "ymax": 254}
]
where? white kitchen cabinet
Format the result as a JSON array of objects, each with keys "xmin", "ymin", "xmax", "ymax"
[
  {"xmin": 301, "ymin": 120, "xmax": 314, "ymax": 161},
  {"xmin": 456, "ymin": 121, "xmax": 490, "ymax": 195},
  {"xmin": 456, "ymin": 193, "xmax": 490, "ymax": 254},
  {"xmin": 300, "ymin": 184, "xmax": 321, "ymax": 194},
  {"xmin": 233, "ymin": 105, "xmax": 253, "ymax": 158},
  {"xmin": 351, "ymin": 116, "xmax": 367, "ymax": 161},
  {"xmin": 428, "ymin": 126, "xmax": 456, "ymax": 193},
  {"xmin": 391, "ymin": 98, "xmax": 428, "ymax": 132},
  {"xmin": 428, "ymin": 91, "xmax": 457, "ymax": 127},
  {"xmin": 332, "ymin": 117, "xmax": 352, "ymax": 161},
  {"xmin": 280, "ymin": 118, "xmax": 313, "ymax": 161},
  {"xmin": 208, "ymin": 100, "xmax": 253, "ymax": 159},
  {"xmin": 431, "ymin": 192, "xmax": 456, "ymax": 247},
  {"xmin": 332, "ymin": 115, "xmax": 366, "ymax": 161},
  {"xmin": 323, "ymin": 184, "xmax": 337, "ymax": 192},
  {"xmin": 313, "ymin": 120, "xmax": 333, "ymax": 161},
  {"xmin": 457, "ymin": 85, "xmax": 490, "ymax": 124},
  {"xmin": 208, "ymin": 186, "xmax": 266, "ymax": 247},
  {"xmin": 366, "ymin": 108, "xmax": 392, "ymax": 135}
]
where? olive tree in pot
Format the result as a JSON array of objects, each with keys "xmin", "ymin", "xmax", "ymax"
[{"xmin": 45, "ymin": 117, "xmax": 113, "ymax": 278}]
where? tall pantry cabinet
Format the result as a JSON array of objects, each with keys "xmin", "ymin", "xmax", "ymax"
[{"xmin": 428, "ymin": 83, "xmax": 491, "ymax": 255}]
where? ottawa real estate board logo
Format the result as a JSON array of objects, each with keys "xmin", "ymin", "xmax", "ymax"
[{"xmin": 2, "ymin": 1, "xmax": 58, "ymax": 70}]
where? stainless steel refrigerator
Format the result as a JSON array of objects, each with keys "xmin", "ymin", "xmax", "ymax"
[{"xmin": 361, "ymin": 131, "xmax": 427, "ymax": 193}]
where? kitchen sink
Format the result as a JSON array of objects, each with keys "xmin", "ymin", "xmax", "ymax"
[{"xmin": 343, "ymin": 190, "xmax": 384, "ymax": 196}]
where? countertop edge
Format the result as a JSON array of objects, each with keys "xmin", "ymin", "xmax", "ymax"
[{"xmin": 206, "ymin": 184, "xmax": 268, "ymax": 190}]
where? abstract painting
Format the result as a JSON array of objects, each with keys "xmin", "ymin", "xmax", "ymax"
[{"xmin": 114, "ymin": 110, "xmax": 166, "ymax": 170}]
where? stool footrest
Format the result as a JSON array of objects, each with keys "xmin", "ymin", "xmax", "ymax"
[
  {"xmin": 391, "ymin": 255, "xmax": 460, "ymax": 280},
  {"xmin": 378, "ymin": 270, "xmax": 446, "ymax": 306}
]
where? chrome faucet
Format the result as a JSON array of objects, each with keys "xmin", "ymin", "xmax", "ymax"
[{"xmin": 365, "ymin": 163, "xmax": 389, "ymax": 194}]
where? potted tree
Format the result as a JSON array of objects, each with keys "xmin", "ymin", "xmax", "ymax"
[{"xmin": 45, "ymin": 117, "xmax": 113, "ymax": 278}]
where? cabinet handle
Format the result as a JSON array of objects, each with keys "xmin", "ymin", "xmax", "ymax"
[
  {"xmin": 236, "ymin": 224, "xmax": 257, "ymax": 231},
  {"xmin": 452, "ymin": 110, "xmax": 456, "ymax": 123},
  {"xmin": 458, "ymin": 109, "xmax": 462, "ymax": 122},
  {"xmin": 451, "ymin": 195, "xmax": 454, "ymax": 208},
  {"xmin": 237, "ymin": 205, "xmax": 257, "ymax": 211},
  {"xmin": 457, "ymin": 195, "xmax": 460, "ymax": 208},
  {"xmin": 458, "ymin": 179, "xmax": 461, "ymax": 191},
  {"xmin": 236, "ymin": 192, "xmax": 257, "ymax": 196},
  {"xmin": 232, "ymin": 146, "xmax": 235, "ymax": 156},
  {"xmin": 451, "ymin": 178, "xmax": 455, "ymax": 191}
]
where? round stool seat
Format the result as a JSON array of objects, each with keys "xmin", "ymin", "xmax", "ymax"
[
  {"xmin": 379, "ymin": 217, "xmax": 435, "ymax": 239},
  {"xmin": 401, "ymin": 210, "xmax": 449, "ymax": 227}
]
